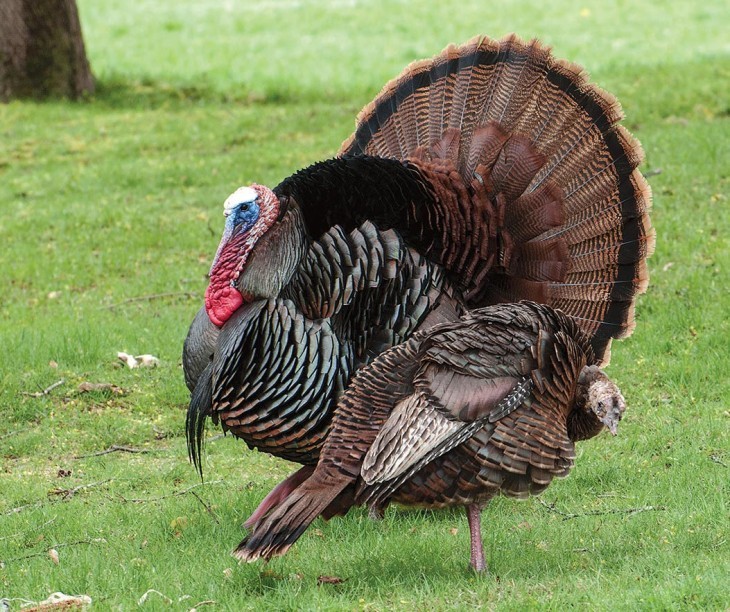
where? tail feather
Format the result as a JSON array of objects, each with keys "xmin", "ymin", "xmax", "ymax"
[
  {"xmin": 339, "ymin": 34, "xmax": 653, "ymax": 363},
  {"xmin": 448, "ymin": 39, "xmax": 480, "ymax": 140},
  {"xmin": 243, "ymin": 465, "xmax": 315, "ymax": 530},
  {"xmin": 491, "ymin": 134, "xmax": 546, "ymax": 201},
  {"xmin": 235, "ymin": 477, "xmax": 350, "ymax": 562},
  {"xmin": 506, "ymin": 182, "xmax": 564, "ymax": 243},
  {"xmin": 429, "ymin": 44, "xmax": 460, "ymax": 145},
  {"xmin": 394, "ymin": 65, "xmax": 419, "ymax": 154}
]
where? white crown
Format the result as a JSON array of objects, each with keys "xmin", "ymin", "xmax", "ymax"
[{"xmin": 223, "ymin": 186, "xmax": 258, "ymax": 216}]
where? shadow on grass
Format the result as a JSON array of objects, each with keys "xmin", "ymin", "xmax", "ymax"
[
  {"xmin": 26, "ymin": 54, "xmax": 729, "ymax": 127},
  {"xmin": 89, "ymin": 75, "xmax": 349, "ymax": 110},
  {"xmin": 225, "ymin": 507, "xmax": 496, "ymax": 600}
]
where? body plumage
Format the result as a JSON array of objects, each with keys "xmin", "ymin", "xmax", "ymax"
[{"xmin": 182, "ymin": 34, "xmax": 653, "ymax": 563}]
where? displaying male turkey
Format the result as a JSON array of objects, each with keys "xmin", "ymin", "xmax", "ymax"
[
  {"xmin": 235, "ymin": 301, "xmax": 627, "ymax": 571},
  {"xmin": 183, "ymin": 34, "xmax": 653, "ymax": 520}
]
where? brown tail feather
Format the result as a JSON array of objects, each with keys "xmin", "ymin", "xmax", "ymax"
[
  {"xmin": 243, "ymin": 465, "xmax": 315, "ymax": 530},
  {"xmin": 235, "ymin": 476, "xmax": 352, "ymax": 562},
  {"xmin": 339, "ymin": 34, "xmax": 653, "ymax": 363}
]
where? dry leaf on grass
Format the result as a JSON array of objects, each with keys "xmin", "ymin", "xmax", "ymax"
[
  {"xmin": 20, "ymin": 592, "xmax": 92, "ymax": 610},
  {"xmin": 77, "ymin": 382, "xmax": 124, "ymax": 395},
  {"xmin": 136, "ymin": 354, "xmax": 159, "ymax": 367},
  {"xmin": 514, "ymin": 521, "xmax": 533, "ymax": 531},
  {"xmin": 260, "ymin": 569, "xmax": 283, "ymax": 580},
  {"xmin": 137, "ymin": 590, "xmax": 172, "ymax": 605},
  {"xmin": 317, "ymin": 575, "xmax": 345, "ymax": 585},
  {"xmin": 117, "ymin": 352, "xmax": 159, "ymax": 369}
]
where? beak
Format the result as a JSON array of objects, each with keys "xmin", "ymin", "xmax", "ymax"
[
  {"xmin": 209, "ymin": 219, "xmax": 235, "ymax": 276},
  {"xmin": 599, "ymin": 409, "xmax": 621, "ymax": 436}
]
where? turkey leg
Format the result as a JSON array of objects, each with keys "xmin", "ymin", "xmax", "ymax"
[{"xmin": 466, "ymin": 503, "xmax": 488, "ymax": 572}]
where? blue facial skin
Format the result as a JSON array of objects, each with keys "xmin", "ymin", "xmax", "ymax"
[
  {"xmin": 209, "ymin": 196, "xmax": 261, "ymax": 276},
  {"xmin": 228, "ymin": 198, "xmax": 260, "ymax": 234}
]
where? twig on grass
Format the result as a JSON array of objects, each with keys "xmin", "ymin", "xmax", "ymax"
[
  {"xmin": 538, "ymin": 498, "xmax": 666, "ymax": 520},
  {"xmin": 49, "ymin": 478, "xmax": 116, "ymax": 500},
  {"xmin": 114, "ymin": 480, "xmax": 223, "ymax": 504},
  {"xmin": 190, "ymin": 491, "xmax": 220, "ymax": 524},
  {"xmin": 103, "ymin": 291, "xmax": 197, "ymax": 309},
  {"xmin": 1, "ymin": 500, "xmax": 46, "ymax": 516},
  {"xmin": 74, "ymin": 445, "xmax": 150, "ymax": 459},
  {"xmin": 21, "ymin": 379, "xmax": 65, "ymax": 398},
  {"xmin": 2, "ymin": 479, "xmax": 115, "ymax": 516},
  {"xmin": 1, "ymin": 538, "xmax": 106, "ymax": 563},
  {"xmin": 0, "ymin": 516, "xmax": 57, "ymax": 541}
]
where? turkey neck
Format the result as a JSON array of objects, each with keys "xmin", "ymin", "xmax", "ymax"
[
  {"xmin": 567, "ymin": 365, "xmax": 608, "ymax": 441},
  {"xmin": 235, "ymin": 203, "xmax": 309, "ymax": 300}
]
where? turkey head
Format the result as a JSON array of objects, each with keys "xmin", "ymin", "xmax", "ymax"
[
  {"xmin": 205, "ymin": 185, "xmax": 306, "ymax": 327},
  {"xmin": 570, "ymin": 365, "xmax": 627, "ymax": 440}
]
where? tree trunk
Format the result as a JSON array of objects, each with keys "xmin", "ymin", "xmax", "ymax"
[{"xmin": 0, "ymin": 0, "xmax": 94, "ymax": 101}]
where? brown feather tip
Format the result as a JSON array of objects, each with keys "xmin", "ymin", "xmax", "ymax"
[
  {"xmin": 232, "ymin": 541, "xmax": 292, "ymax": 563},
  {"xmin": 232, "ymin": 546, "xmax": 259, "ymax": 563}
]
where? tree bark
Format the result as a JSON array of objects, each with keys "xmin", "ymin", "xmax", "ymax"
[{"xmin": 0, "ymin": 0, "xmax": 94, "ymax": 101}]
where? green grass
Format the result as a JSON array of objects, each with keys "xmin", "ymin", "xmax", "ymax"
[{"xmin": 1, "ymin": 0, "xmax": 729, "ymax": 609}]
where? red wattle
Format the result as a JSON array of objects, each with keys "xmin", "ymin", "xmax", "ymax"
[{"xmin": 205, "ymin": 283, "xmax": 244, "ymax": 327}]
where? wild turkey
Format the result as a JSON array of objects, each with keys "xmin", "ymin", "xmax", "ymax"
[
  {"xmin": 183, "ymin": 34, "xmax": 653, "ymax": 519},
  {"xmin": 235, "ymin": 301, "xmax": 627, "ymax": 571}
]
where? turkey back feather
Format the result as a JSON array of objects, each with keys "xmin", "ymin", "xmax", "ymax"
[{"xmin": 339, "ymin": 34, "xmax": 654, "ymax": 363}]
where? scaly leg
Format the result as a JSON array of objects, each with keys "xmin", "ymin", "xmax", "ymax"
[{"xmin": 466, "ymin": 503, "xmax": 487, "ymax": 572}]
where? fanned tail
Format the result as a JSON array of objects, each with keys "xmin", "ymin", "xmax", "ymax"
[{"xmin": 340, "ymin": 34, "xmax": 654, "ymax": 363}]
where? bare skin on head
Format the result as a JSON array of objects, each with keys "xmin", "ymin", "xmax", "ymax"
[
  {"xmin": 580, "ymin": 365, "xmax": 627, "ymax": 434},
  {"xmin": 205, "ymin": 184, "xmax": 282, "ymax": 327}
]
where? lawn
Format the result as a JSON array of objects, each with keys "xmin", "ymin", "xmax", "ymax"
[{"xmin": 1, "ymin": 0, "xmax": 728, "ymax": 609}]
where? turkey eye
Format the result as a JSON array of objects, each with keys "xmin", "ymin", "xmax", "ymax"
[
  {"xmin": 240, "ymin": 202, "xmax": 250, "ymax": 211},
  {"xmin": 597, "ymin": 401, "xmax": 604, "ymax": 410}
]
